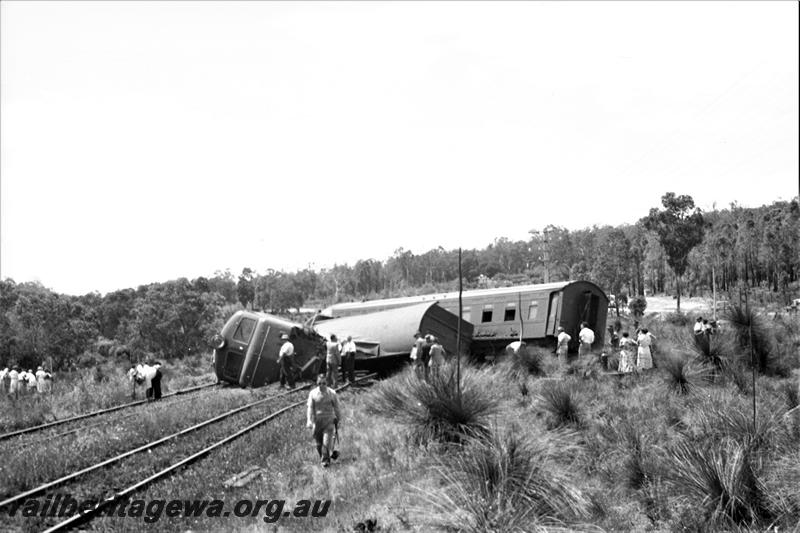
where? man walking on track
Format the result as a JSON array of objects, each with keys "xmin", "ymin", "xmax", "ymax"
[{"xmin": 306, "ymin": 374, "xmax": 342, "ymax": 468}]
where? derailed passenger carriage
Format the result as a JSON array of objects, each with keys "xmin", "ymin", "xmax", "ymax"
[
  {"xmin": 320, "ymin": 280, "xmax": 608, "ymax": 354},
  {"xmin": 314, "ymin": 302, "xmax": 473, "ymax": 360},
  {"xmin": 212, "ymin": 311, "xmax": 325, "ymax": 387}
]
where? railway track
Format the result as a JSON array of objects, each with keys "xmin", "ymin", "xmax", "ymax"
[
  {"xmin": 0, "ymin": 381, "xmax": 220, "ymax": 442},
  {"xmin": 1, "ymin": 372, "xmax": 376, "ymax": 532}
]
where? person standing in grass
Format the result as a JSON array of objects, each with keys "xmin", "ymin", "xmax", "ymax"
[
  {"xmin": 8, "ymin": 366, "xmax": 19, "ymax": 397},
  {"xmin": 578, "ymin": 322, "xmax": 595, "ymax": 358},
  {"xmin": 278, "ymin": 333, "xmax": 296, "ymax": 389},
  {"xmin": 419, "ymin": 335, "xmax": 433, "ymax": 381},
  {"xmin": 412, "ymin": 331, "xmax": 426, "ymax": 377},
  {"xmin": 306, "ymin": 374, "xmax": 342, "ymax": 468},
  {"xmin": 618, "ymin": 332, "xmax": 637, "ymax": 373},
  {"xmin": 151, "ymin": 362, "xmax": 163, "ymax": 400},
  {"xmin": 341, "ymin": 335, "xmax": 357, "ymax": 384},
  {"xmin": 25, "ymin": 369, "xmax": 38, "ymax": 394},
  {"xmin": 429, "ymin": 336, "xmax": 446, "ymax": 372},
  {"xmin": 556, "ymin": 326, "xmax": 571, "ymax": 365},
  {"xmin": 35, "ymin": 366, "xmax": 47, "ymax": 394},
  {"xmin": 636, "ymin": 328, "xmax": 654, "ymax": 370},
  {"xmin": 0, "ymin": 367, "xmax": 8, "ymax": 394},
  {"xmin": 325, "ymin": 334, "xmax": 342, "ymax": 387}
]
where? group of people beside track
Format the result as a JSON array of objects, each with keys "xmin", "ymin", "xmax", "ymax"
[
  {"xmin": 0, "ymin": 366, "xmax": 53, "ymax": 398},
  {"xmin": 276, "ymin": 332, "xmax": 358, "ymax": 391},
  {"xmin": 611, "ymin": 326, "xmax": 657, "ymax": 373},
  {"xmin": 127, "ymin": 361, "xmax": 164, "ymax": 401},
  {"xmin": 506, "ymin": 321, "xmax": 658, "ymax": 375},
  {"xmin": 410, "ymin": 331, "xmax": 447, "ymax": 380}
]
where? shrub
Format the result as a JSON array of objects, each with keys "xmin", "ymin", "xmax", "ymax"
[
  {"xmin": 663, "ymin": 312, "xmax": 691, "ymax": 327},
  {"xmin": 414, "ymin": 426, "xmax": 590, "ymax": 532},
  {"xmin": 629, "ymin": 296, "xmax": 647, "ymax": 319},
  {"xmin": 365, "ymin": 363, "xmax": 501, "ymax": 445}
]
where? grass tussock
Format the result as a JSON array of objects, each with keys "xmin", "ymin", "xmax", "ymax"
[
  {"xmin": 536, "ymin": 379, "xmax": 583, "ymax": 429},
  {"xmin": 692, "ymin": 401, "xmax": 788, "ymax": 453},
  {"xmin": 689, "ymin": 331, "xmax": 734, "ymax": 375},
  {"xmin": 724, "ymin": 304, "xmax": 774, "ymax": 374},
  {"xmin": 661, "ymin": 354, "xmax": 706, "ymax": 395},
  {"xmin": 504, "ymin": 345, "xmax": 549, "ymax": 379},
  {"xmin": 364, "ymin": 362, "xmax": 501, "ymax": 445},
  {"xmin": 413, "ymin": 426, "xmax": 591, "ymax": 532},
  {"xmin": 665, "ymin": 438, "xmax": 772, "ymax": 529}
]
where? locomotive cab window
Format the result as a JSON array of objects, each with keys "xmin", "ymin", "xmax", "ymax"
[
  {"xmin": 481, "ymin": 305, "xmax": 494, "ymax": 323},
  {"xmin": 232, "ymin": 318, "xmax": 256, "ymax": 342},
  {"xmin": 504, "ymin": 303, "xmax": 516, "ymax": 322}
]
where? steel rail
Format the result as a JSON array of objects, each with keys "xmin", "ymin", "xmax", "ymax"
[
  {"xmin": 12, "ymin": 387, "xmax": 220, "ymax": 450},
  {"xmin": 0, "ymin": 382, "xmax": 314, "ymax": 511},
  {"xmin": 41, "ymin": 373, "xmax": 377, "ymax": 533},
  {"xmin": 0, "ymin": 382, "xmax": 219, "ymax": 442}
]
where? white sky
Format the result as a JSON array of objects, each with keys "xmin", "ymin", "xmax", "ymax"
[{"xmin": 1, "ymin": 1, "xmax": 798, "ymax": 296}]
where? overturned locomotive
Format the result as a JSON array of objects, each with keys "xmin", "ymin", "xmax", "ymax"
[{"xmin": 212, "ymin": 311, "xmax": 324, "ymax": 387}]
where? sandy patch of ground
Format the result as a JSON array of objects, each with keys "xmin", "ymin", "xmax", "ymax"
[{"xmin": 643, "ymin": 295, "xmax": 714, "ymax": 314}]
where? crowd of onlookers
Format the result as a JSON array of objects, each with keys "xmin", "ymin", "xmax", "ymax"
[
  {"xmin": 605, "ymin": 322, "xmax": 657, "ymax": 373},
  {"xmin": 0, "ymin": 365, "xmax": 54, "ymax": 398}
]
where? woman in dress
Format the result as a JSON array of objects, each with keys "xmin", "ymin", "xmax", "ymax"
[
  {"xmin": 636, "ymin": 328, "xmax": 653, "ymax": 370},
  {"xmin": 618, "ymin": 331, "xmax": 637, "ymax": 373}
]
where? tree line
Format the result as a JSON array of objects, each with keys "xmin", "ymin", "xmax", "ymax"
[{"xmin": 1, "ymin": 194, "xmax": 797, "ymax": 371}]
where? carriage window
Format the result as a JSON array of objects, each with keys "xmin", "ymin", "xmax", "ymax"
[
  {"xmin": 481, "ymin": 305, "xmax": 494, "ymax": 323},
  {"xmin": 232, "ymin": 318, "xmax": 256, "ymax": 342},
  {"xmin": 461, "ymin": 307, "xmax": 471, "ymax": 322},
  {"xmin": 504, "ymin": 303, "xmax": 516, "ymax": 322},
  {"xmin": 528, "ymin": 302, "xmax": 539, "ymax": 321}
]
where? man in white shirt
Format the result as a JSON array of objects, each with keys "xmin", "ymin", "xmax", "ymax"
[
  {"xmin": 578, "ymin": 322, "xmax": 595, "ymax": 358},
  {"xmin": 139, "ymin": 362, "xmax": 158, "ymax": 401},
  {"xmin": 306, "ymin": 374, "xmax": 342, "ymax": 467},
  {"xmin": 35, "ymin": 366, "xmax": 47, "ymax": 393},
  {"xmin": 341, "ymin": 335, "xmax": 357, "ymax": 384},
  {"xmin": 25, "ymin": 369, "xmax": 37, "ymax": 393},
  {"xmin": 278, "ymin": 333, "xmax": 296, "ymax": 389}
]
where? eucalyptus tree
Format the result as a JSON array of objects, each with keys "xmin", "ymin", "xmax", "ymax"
[{"xmin": 644, "ymin": 193, "xmax": 705, "ymax": 313}]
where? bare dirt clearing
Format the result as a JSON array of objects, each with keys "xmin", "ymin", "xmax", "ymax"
[{"xmin": 643, "ymin": 295, "xmax": 713, "ymax": 314}]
